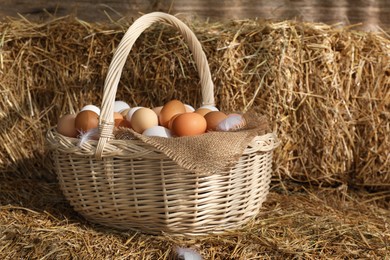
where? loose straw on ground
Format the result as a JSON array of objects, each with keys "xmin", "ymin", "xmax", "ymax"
[{"xmin": 0, "ymin": 14, "xmax": 389, "ymax": 259}]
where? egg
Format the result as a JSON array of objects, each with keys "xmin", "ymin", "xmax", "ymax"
[
  {"xmin": 120, "ymin": 108, "xmax": 131, "ymax": 117},
  {"xmin": 204, "ymin": 111, "xmax": 228, "ymax": 131},
  {"xmin": 152, "ymin": 106, "xmax": 163, "ymax": 116},
  {"xmin": 80, "ymin": 104, "xmax": 101, "ymax": 116},
  {"xmin": 114, "ymin": 112, "xmax": 131, "ymax": 128},
  {"xmin": 130, "ymin": 107, "xmax": 158, "ymax": 133},
  {"xmin": 114, "ymin": 100, "xmax": 130, "ymax": 113},
  {"xmin": 167, "ymin": 113, "xmax": 184, "ymax": 130},
  {"xmin": 75, "ymin": 110, "xmax": 99, "ymax": 132},
  {"xmin": 171, "ymin": 112, "xmax": 207, "ymax": 137},
  {"xmin": 199, "ymin": 105, "xmax": 219, "ymax": 112},
  {"xmin": 184, "ymin": 104, "xmax": 195, "ymax": 112},
  {"xmin": 57, "ymin": 114, "xmax": 78, "ymax": 138},
  {"xmin": 194, "ymin": 107, "xmax": 212, "ymax": 116},
  {"xmin": 159, "ymin": 100, "xmax": 186, "ymax": 128},
  {"xmin": 227, "ymin": 113, "xmax": 242, "ymax": 117},
  {"xmin": 114, "ymin": 112, "xmax": 123, "ymax": 126},
  {"xmin": 125, "ymin": 106, "xmax": 142, "ymax": 122},
  {"xmin": 142, "ymin": 126, "xmax": 172, "ymax": 138}
]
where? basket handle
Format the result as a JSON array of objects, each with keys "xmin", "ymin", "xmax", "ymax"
[{"xmin": 96, "ymin": 12, "xmax": 215, "ymax": 159}]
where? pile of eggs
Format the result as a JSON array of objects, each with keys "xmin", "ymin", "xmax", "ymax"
[{"xmin": 57, "ymin": 100, "xmax": 244, "ymax": 138}]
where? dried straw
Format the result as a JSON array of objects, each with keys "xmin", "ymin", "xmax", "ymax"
[
  {"xmin": 1, "ymin": 15, "xmax": 388, "ymax": 188},
  {"xmin": 0, "ymin": 172, "xmax": 388, "ymax": 259},
  {"xmin": 0, "ymin": 14, "xmax": 389, "ymax": 257}
]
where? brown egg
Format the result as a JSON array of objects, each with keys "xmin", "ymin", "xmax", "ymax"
[
  {"xmin": 57, "ymin": 114, "xmax": 78, "ymax": 138},
  {"xmin": 75, "ymin": 110, "xmax": 99, "ymax": 132},
  {"xmin": 113, "ymin": 112, "xmax": 132, "ymax": 128},
  {"xmin": 159, "ymin": 100, "xmax": 186, "ymax": 128},
  {"xmin": 204, "ymin": 111, "xmax": 228, "ymax": 131},
  {"xmin": 119, "ymin": 119, "xmax": 132, "ymax": 128},
  {"xmin": 194, "ymin": 108, "xmax": 212, "ymax": 117},
  {"xmin": 131, "ymin": 107, "xmax": 158, "ymax": 133},
  {"xmin": 167, "ymin": 113, "xmax": 184, "ymax": 130},
  {"xmin": 171, "ymin": 112, "xmax": 207, "ymax": 137}
]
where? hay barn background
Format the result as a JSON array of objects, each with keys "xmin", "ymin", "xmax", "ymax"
[{"xmin": 0, "ymin": 0, "xmax": 389, "ymax": 259}]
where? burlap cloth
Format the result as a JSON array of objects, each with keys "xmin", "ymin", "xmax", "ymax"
[{"xmin": 115, "ymin": 111, "xmax": 271, "ymax": 175}]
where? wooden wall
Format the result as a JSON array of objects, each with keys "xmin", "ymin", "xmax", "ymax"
[{"xmin": 0, "ymin": 0, "xmax": 389, "ymax": 31}]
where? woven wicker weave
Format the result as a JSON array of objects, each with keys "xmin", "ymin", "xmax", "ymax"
[{"xmin": 46, "ymin": 12, "xmax": 279, "ymax": 236}]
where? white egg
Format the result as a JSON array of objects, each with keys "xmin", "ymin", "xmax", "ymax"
[
  {"xmin": 152, "ymin": 106, "xmax": 163, "ymax": 116},
  {"xmin": 142, "ymin": 126, "xmax": 172, "ymax": 138},
  {"xmin": 184, "ymin": 104, "xmax": 195, "ymax": 112},
  {"xmin": 114, "ymin": 100, "xmax": 130, "ymax": 113},
  {"xmin": 80, "ymin": 105, "xmax": 101, "ymax": 115},
  {"xmin": 199, "ymin": 105, "xmax": 219, "ymax": 111},
  {"xmin": 125, "ymin": 106, "xmax": 142, "ymax": 121}
]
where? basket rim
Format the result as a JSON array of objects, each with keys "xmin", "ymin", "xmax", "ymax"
[{"xmin": 47, "ymin": 127, "xmax": 279, "ymax": 156}]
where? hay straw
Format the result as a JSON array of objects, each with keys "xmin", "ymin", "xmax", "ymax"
[
  {"xmin": 1, "ymin": 14, "xmax": 389, "ymax": 259},
  {"xmin": 0, "ymin": 15, "xmax": 388, "ymax": 188},
  {"xmin": 0, "ymin": 172, "xmax": 388, "ymax": 259}
]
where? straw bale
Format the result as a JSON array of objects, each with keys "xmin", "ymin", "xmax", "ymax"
[
  {"xmin": 0, "ymin": 15, "xmax": 388, "ymax": 189},
  {"xmin": 0, "ymin": 171, "xmax": 389, "ymax": 259},
  {"xmin": 0, "ymin": 14, "xmax": 388, "ymax": 259}
]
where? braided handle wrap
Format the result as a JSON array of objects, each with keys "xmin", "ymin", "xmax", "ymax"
[{"xmin": 96, "ymin": 12, "xmax": 215, "ymax": 159}]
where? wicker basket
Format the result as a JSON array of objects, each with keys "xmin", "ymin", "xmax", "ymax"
[{"xmin": 46, "ymin": 12, "xmax": 279, "ymax": 236}]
